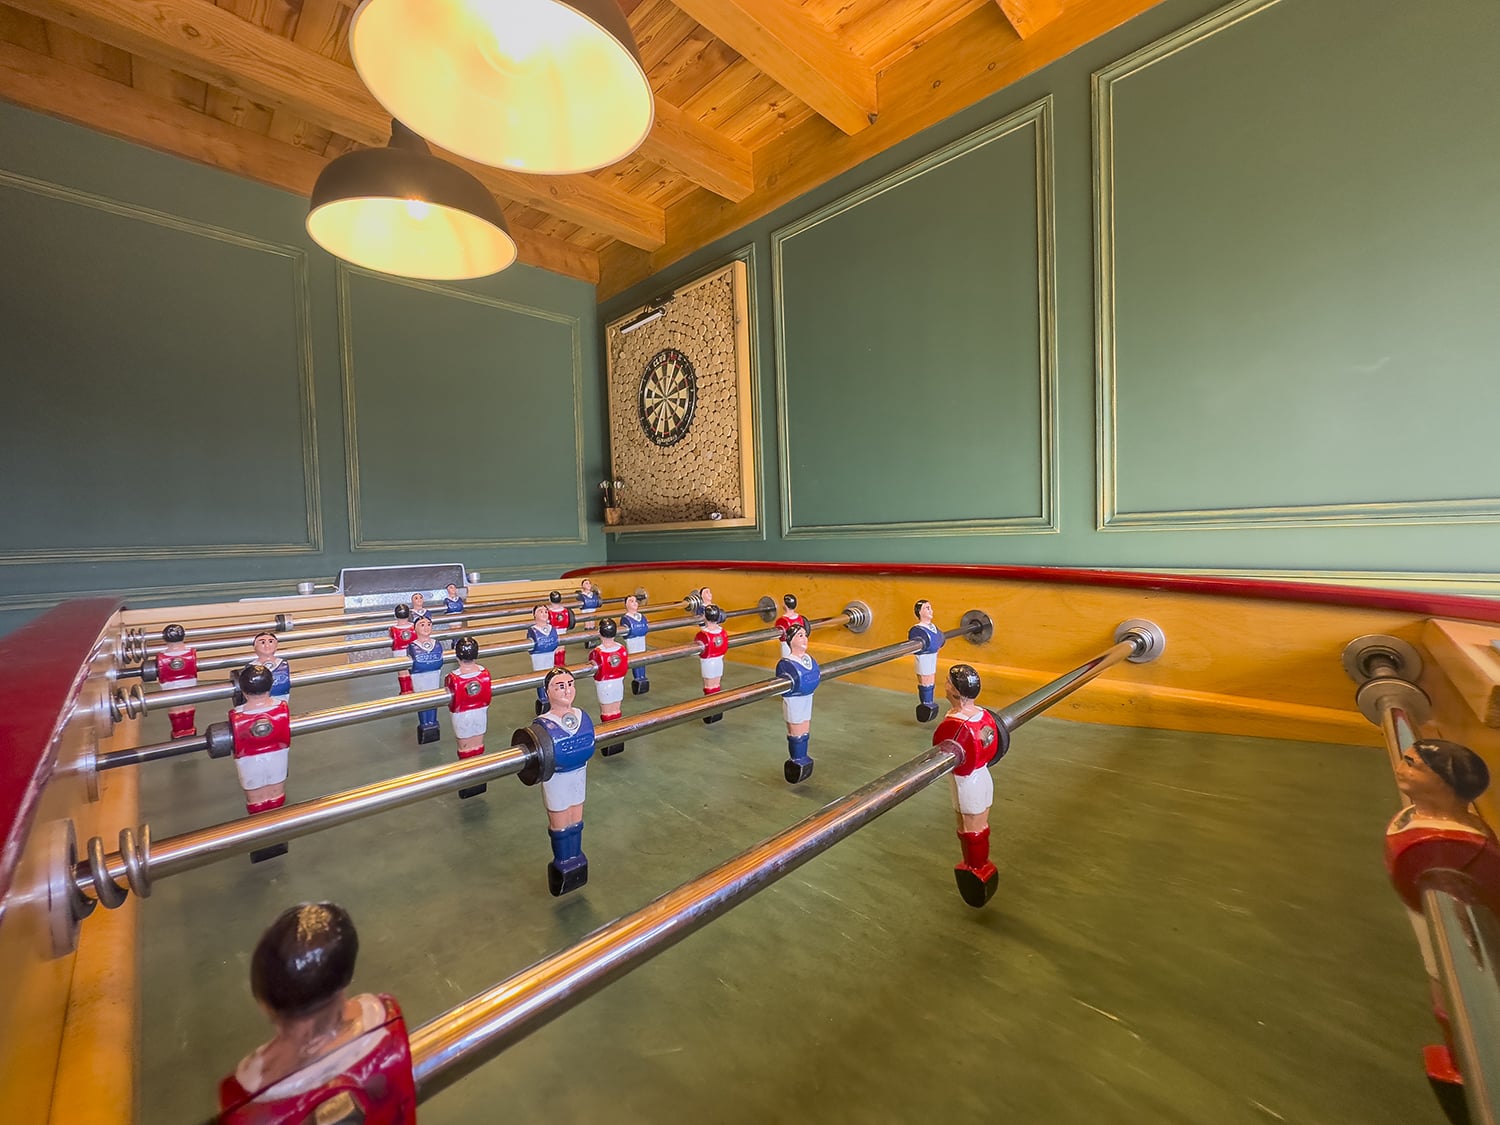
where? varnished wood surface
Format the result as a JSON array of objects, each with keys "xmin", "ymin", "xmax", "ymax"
[{"xmin": 0, "ymin": 0, "xmax": 1165, "ymax": 286}]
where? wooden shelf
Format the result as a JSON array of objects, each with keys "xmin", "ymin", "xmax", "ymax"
[{"xmin": 1422, "ymin": 618, "xmax": 1500, "ymax": 728}]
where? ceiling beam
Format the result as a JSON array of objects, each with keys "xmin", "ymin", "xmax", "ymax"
[
  {"xmin": 5, "ymin": 0, "xmax": 666, "ymax": 249},
  {"xmin": 0, "ymin": 39, "xmax": 601, "ymax": 283},
  {"xmin": 669, "ymin": 0, "xmax": 877, "ymax": 135},
  {"xmin": 995, "ymin": 0, "xmax": 1065, "ymax": 39},
  {"xmin": 599, "ymin": 0, "xmax": 1166, "ymax": 297},
  {"xmin": 641, "ymin": 96, "xmax": 753, "ymax": 201}
]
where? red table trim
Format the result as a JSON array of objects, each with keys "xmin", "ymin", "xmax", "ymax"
[
  {"xmin": 564, "ymin": 562, "xmax": 1500, "ymax": 623},
  {"xmin": 0, "ymin": 598, "xmax": 119, "ymax": 901}
]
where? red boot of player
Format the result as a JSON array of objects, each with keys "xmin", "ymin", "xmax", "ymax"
[
  {"xmin": 954, "ymin": 827, "xmax": 999, "ymax": 908},
  {"xmin": 244, "ymin": 793, "xmax": 289, "ymax": 864},
  {"xmin": 702, "ymin": 685, "xmax": 723, "ymax": 725},
  {"xmin": 168, "ymin": 708, "xmax": 197, "ymax": 739}
]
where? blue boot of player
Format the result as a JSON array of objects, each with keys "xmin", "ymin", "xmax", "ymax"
[{"xmin": 783, "ymin": 733, "xmax": 814, "ymax": 784}]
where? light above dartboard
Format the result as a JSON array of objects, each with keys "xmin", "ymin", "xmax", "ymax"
[{"xmin": 637, "ymin": 347, "xmax": 697, "ymax": 448}]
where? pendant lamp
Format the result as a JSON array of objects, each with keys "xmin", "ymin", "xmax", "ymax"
[
  {"xmin": 348, "ymin": 0, "xmax": 655, "ymax": 175},
  {"xmin": 307, "ymin": 120, "xmax": 518, "ymax": 280}
]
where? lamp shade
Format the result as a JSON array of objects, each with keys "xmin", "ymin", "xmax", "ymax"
[
  {"xmin": 349, "ymin": 0, "xmax": 654, "ymax": 175},
  {"xmin": 307, "ymin": 121, "xmax": 518, "ymax": 280}
]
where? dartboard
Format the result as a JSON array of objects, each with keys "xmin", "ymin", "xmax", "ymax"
[{"xmin": 637, "ymin": 347, "xmax": 698, "ymax": 448}]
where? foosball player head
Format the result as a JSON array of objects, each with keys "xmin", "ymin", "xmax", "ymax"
[
  {"xmin": 784, "ymin": 758, "xmax": 814, "ymax": 784},
  {"xmin": 916, "ymin": 702, "xmax": 940, "ymax": 723},
  {"xmin": 549, "ymin": 590, "xmax": 563, "ymax": 605},
  {"xmin": 417, "ymin": 723, "xmax": 441, "ymax": 745},
  {"xmin": 250, "ymin": 841, "xmax": 290, "ymax": 864},
  {"xmin": 219, "ymin": 902, "xmax": 417, "ymax": 1124}
]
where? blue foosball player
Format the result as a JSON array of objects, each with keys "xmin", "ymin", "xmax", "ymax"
[
  {"xmin": 406, "ymin": 616, "xmax": 445, "ymax": 745},
  {"xmin": 524, "ymin": 667, "xmax": 596, "ymax": 897},
  {"xmin": 527, "ymin": 605, "xmax": 562, "ymax": 716},
  {"xmin": 775, "ymin": 622, "xmax": 820, "ymax": 783},
  {"xmin": 908, "ymin": 599, "xmax": 945, "ymax": 722},
  {"xmin": 622, "ymin": 592, "xmax": 651, "ymax": 695}
]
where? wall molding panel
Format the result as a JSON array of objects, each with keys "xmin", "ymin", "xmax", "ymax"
[
  {"xmin": 337, "ymin": 264, "xmax": 589, "ymax": 552},
  {"xmin": 772, "ymin": 96, "xmax": 1059, "ymax": 540},
  {"xmin": 0, "ymin": 168, "xmax": 323, "ymax": 563},
  {"xmin": 1092, "ymin": 0, "xmax": 1500, "ymax": 533}
]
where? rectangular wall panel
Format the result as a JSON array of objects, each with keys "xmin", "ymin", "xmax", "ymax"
[
  {"xmin": 772, "ymin": 99, "xmax": 1057, "ymax": 539},
  {"xmin": 0, "ymin": 171, "xmax": 320, "ymax": 561},
  {"xmin": 1095, "ymin": 0, "xmax": 1500, "ymax": 530},
  {"xmin": 339, "ymin": 267, "xmax": 587, "ymax": 549}
]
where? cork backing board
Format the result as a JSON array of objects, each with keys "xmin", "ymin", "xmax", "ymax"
[{"xmin": 603, "ymin": 260, "xmax": 756, "ymax": 532}]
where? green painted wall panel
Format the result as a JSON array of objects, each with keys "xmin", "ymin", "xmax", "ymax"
[
  {"xmin": 1104, "ymin": 0, "xmax": 1500, "ymax": 520},
  {"xmin": 341, "ymin": 269, "xmax": 585, "ymax": 548},
  {"xmin": 0, "ymin": 176, "xmax": 315, "ymax": 557},
  {"xmin": 600, "ymin": 0, "xmax": 1500, "ymax": 591},
  {"xmin": 0, "ymin": 101, "xmax": 603, "ymax": 636},
  {"xmin": 776, "ymin": 112, "xmax": 1048, "ymax": 531}
]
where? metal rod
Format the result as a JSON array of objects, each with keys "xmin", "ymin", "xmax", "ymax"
[
  {"xmin": 1422, "ymin": 888, "xmax": 1500, "ymax": 1125},
  {"xmin": 410, "ymin": 744, "xmax": 961, "ymax": 1096},
  {"xmin": 77, "ymin": 614, "xmax": 875, "ymax": 890},
  {"xmin": 993, "ymin": 636, "xmax": 1141, "ymax": 731},
  {"xmin": 98, "ymin": 612, "xmax": 845, "ymax": 770},
  {"xmin": 406, "ymin": 624, "xmax": 1127, "ymax": 1096},
  {"xmin": 131, "ymin": 598, "xmax": 684, "ymax": 663}
]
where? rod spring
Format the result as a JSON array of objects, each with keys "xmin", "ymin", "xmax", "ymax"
[
  {"xmin": 119, "ymin": 628, "xmax": 149, "ymax": 664},
  {"xmin": 842, "ymin": 601, "xmax": 872, "ymax": 633},
  {"xmin": 110, "ymin": 684, "xmax": 149, "ymax": 722},
  {"xmin": 81, "ymin": 825, "xmax": 151, "ymax": 911}
]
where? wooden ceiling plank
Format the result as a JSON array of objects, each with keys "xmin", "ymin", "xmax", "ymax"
[
  {"xmin": 6, "ymin": 0, "xmax": 665, "ymax": 248},
  {"xmin": 0, "ymin": 5, "xmax": 49, "ymax": 53},
  {"xmin": 994, "ymin": 0, "xmax": 1064, "ymax": 39},
  {"xmin": 652, "ymin": 32, "xmax": 738, "ymax": 107},
  {"xmin": 42, "ymin": 18, "xmax": 131, "ymax": 83},
  {"xmin": 130, "ymin": 57, "xmax": 209, "ymax": 113},
  {"xmin": 0, "ymin": 39, "xmax": 601, "ymax": 282},
  {"xmin": 639, "ymin": 97, "xmax": 752, "ymax": 201},
  {"xmin": 266, "ymin": 0, "xmax": 345, "ymax": 148},
  {"xmin": 599, "ymin": 0, "xmax": 1164, "ymax": 297},
  {"xmin": 669, "ymin": 0, "xmax": 877, "ymax": 135}
]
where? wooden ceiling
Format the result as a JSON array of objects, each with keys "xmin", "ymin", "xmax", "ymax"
[{"xmin": 0, "ymin": 0, "xmax": 1160, "ymax": 295}]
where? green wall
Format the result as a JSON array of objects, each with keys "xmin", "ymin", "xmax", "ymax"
[
  {"xmin": 600, "ymin": 0, "xmax": 1500, "ymax": 593},
  {"xmin": 0, "ymin": 102, "xmax": 606, "ymax": 635}
]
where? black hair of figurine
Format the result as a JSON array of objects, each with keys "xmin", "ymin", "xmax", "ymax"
[
  {"xmin": 783, "ymin": 622, "xmax": 808, "ymax": 644},
  {"xmin": 239, "ymin": 662, "xmax": 274, "ymax": 695},
  {"xmin": 783, "ymin": 593, "xmax": 798, "ymax": 610},
  {"xmin": 947, "ymin": 663, "xmax": 982, "ymax": 701},
  {"xmin": 913, "ymin": 600, "xmax": 931, "ymax": 618},
  {"xmin": 703, "ymin": 604, "xmax": 725, "ymax": 624},
  {"xmin": 393, "ymin": 603, "xmax": 411, "ymax": 621},
  {"xmin": 598, "ymin": 618, "xmax": 618, "ymax": 639},
  {"xmin": 455, "ymin": 635, "xmax": 480, "ymax": 662},
  {"xmin": 543, "ymin": 665, "xmax": 574, "ymax": 692},
  {"xmin": 549, "ymin": 590, "xmax": 564, "ymax": 604},
  {"xmin": 250, "ymin": 902, "xmax": 359, "ymax": 1020},
  {"xmin": 1413, "ymin": 739, "xmax": 1491, "ymax": 803},
  {"xmin": 162, "ymin": 623, "xmax": 186, "ymax": 644}
]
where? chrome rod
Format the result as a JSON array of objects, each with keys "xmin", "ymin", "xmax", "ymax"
[
  {"xmin": 77, "ymin": 611, "xmax": 880, "ymax": 896},
  {"xmin": 80, "ymin": 747, "xmax": 535, "ymax": 894},
  {"xmin": 410, "ymin": 744, "xmax": 963, "ymax": 1095},
  {"xmin": 407, "ymin": 622, "xmax": 1128, "ymax": 1096},
  {"xmin": 132, "ymin": 598, "xmax": 683, "ymax": 663},
  {"xmin": 1422, "ymin": 888, "xmax": 1500, "ymax": 1125},
  {"xmin": 98, "ymin": 612, "xmax": 814, "ymax": 769},
  {"xmin": 993, "ymin": 638, "xmax": 1139, "ymax": 731}
]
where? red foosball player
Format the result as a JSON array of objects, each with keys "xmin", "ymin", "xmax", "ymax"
[
  {"xmin": 157, "ymin": 623, "xmax": 199, "ymax": 738},
  {"xmin": 696, "ymin": 604, "xmax": 729, "ymax": 725},
  {"xmin": 389, "ymin": 604, "xmax": 416, "ymax": 694},
  {"xmin": 933, "ymin": 664, "xmax": 1007, "ymax": 908},
  {"xmin": 546, "ymin": 591, "xmax": 575, "ymax": 667},
  {"xmin": 218, "ymin": 902, "xmax": 416, "ymax": 1125},
  {"xmin": 773, "ymin": 593, "xmax": 809, "ymax": 659},
  {"xmin": 1384, "ymin": 738, "xmax": 1500, "ymax": 1119},
  {"xmin": 589, "ymin": 618, "xmax": 628, "ymax": 757},
  {"xmin": 231, "ymin": 662, "xmax": 294, "ymax": 864},
  {"xmin": 446, "ymin": 635, "xmax": 492, "ymax": 801}
]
